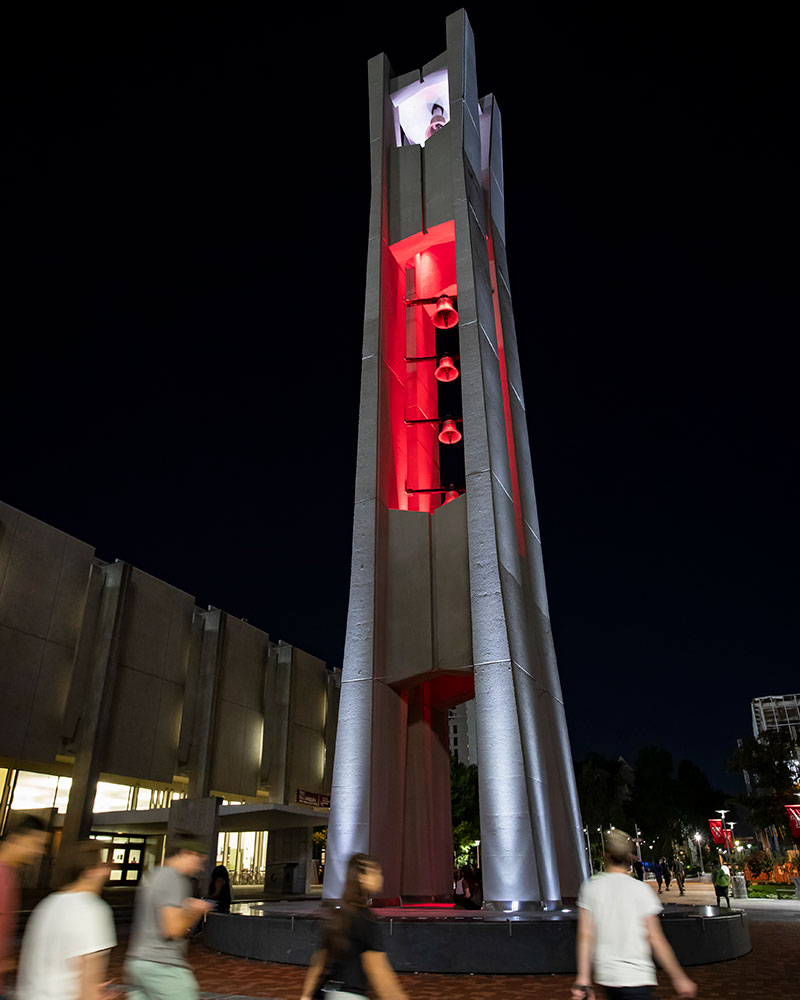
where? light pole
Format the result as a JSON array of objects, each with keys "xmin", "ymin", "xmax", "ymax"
[
  {"xmin": 715, "ymin": 809, "xmax": 731, "ymax": 865},
  {"xmin": 634, "ymin": 823, "xmax": 643, "ymax": 863},
  {"xmin": 584, "ymin": 827, "xmax": 593, "ymax": 873},
  {"xmin": 598, "ymin": 826, "xmax": 606, "ymax": 867},
  {"xmin": 727, "ymin": 822, "xmax": 737, "ymax": 869},
  {"xmin": 694, "ymin": 832, "xmax": 705, "ymax": 874}
]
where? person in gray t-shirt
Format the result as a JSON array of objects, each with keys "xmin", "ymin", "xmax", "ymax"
[{"xmin": 125, "ymin": 835, "xmax": 213, "ymax": 999}]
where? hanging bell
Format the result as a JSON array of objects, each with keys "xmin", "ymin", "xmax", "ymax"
[
  {"xmin": 432, "ymin": 295, "xmax": 458, "ymax": 329},
  {"xmin": 434, "ymin": 355, "xmax": 459, "ymax": 382},
  {"xmin": 438, "ymin": 418, "xmax": 462, "ymax": 445},
  {"xmin": 444, "ymin": 486, "xmax": 459, "ymax": 504},
  {"xmin": 425, "ymin": 103, "xmax": 447, "ymax": 140}
]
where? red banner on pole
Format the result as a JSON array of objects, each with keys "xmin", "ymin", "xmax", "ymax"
[
  {"xmin": 786, "ymin": 804, "xmax": 800, "ymax": 838},
  {"xmin": 708, "ymin": 819, "xmax": 733, "ymax": 847}
]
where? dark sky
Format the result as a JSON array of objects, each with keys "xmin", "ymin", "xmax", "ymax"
[{"xmin": 2, "ymin": 6, "xmax": 795, "ymax": 793}]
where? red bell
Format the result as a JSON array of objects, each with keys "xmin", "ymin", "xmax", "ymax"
[
  {"xmin": 432, "ymin": 295, "xmax": 458, "ymax": 329},
  {"xmin": 438, "ymin": 418, "xmax": 462, "ymax": 445},
  {"xmin": 434, "ymin": 355, "xmax": 459, "ymax": 382},
  {"xmin": 444, "ymin": 486, "xmax": 459, "ymax": 504}
]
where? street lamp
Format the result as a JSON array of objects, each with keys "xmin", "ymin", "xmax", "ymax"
[
  {"xmin": 716, "ymin": 809, "xmax": 732, "ymax": 864},
  {"xmin": 597, "ymin": 826, "xmax": 606, "ymax": 865},
  {"xmin": 694, "ymin": 832, "xmax": 705, "ymax": 874},
  {"xmin": 584, "ymin": 827, "xmax": 593, "ymax": 873}
]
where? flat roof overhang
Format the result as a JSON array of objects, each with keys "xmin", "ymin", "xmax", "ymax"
[{"xmin": 55, "ymin": 802, "xmax": 328, "ymax": 836}]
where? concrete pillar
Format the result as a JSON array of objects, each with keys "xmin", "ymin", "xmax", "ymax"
[
  {"xmin": 188, "ymin": 610, "xmax": 225, "ymax": 799},
  {"xmin": 167, "ymin": 796, "xmax": 221, "ymax": 890},
  {"xmin": 61, "ymin": 561, "xmax": 130, "ymax": 853}
]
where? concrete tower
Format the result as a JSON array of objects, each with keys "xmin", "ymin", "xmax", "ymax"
[{"xmin": 323, "ymin": 10, "xmax": 589, "ymax": 909}]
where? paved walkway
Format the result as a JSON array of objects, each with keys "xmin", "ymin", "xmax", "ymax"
[
  {"xmin": 644, "ymin": 877, "xmax": 800, "ymax": 921},
  {"xmin": 9, "ymin": 883, "xmax": 799, "ymax": 998}
]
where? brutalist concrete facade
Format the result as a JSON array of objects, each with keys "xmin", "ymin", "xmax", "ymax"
[
  {"xmin": 0, "ymin": 500, "xmax": 339, "ymax": 855},
  {"xmin": 323, "ymin": 10, "xmax": 588, "ymax": 908}
]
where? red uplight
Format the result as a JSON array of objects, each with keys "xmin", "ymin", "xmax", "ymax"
[
  {"xmin": 434, "ymin": 355, "xmax": 459, "ymax": 382},
  {"xmin": 432, "ymin": 295, "xmax": 458, "ymax": 329},
  {"xmin": 438, "ymin": 419, "xmax": 462, "ymax": 445},
  {"xmin": 444, "ymin": 487, "xmax": 459, "ymax": 503}
]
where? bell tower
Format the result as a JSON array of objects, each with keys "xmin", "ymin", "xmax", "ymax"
[{"xmin": 323, "ymin": 9, "xmax": 589, "ymax": 909}]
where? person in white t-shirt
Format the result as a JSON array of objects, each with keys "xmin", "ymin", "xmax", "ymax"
[
  {"xmin": 572, "ymin": 830, "xmax": 696, "ymax": 1000},
  {"xmin": 17, "ymin": 840, "xmax": 116, "ymax": 1000}
]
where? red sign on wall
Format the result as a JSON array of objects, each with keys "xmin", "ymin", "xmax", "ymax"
[
  {"xmin": 296, "ymin": 790, "xmax": 331, "ymax": 808},
  {"xmin": 786, "ymin": 804, "xmax": 800, "ymax": 838}
]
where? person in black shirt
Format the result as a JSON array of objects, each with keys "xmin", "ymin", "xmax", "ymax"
[
  {"xmin": 207, "ymin": 865, "xmax": 232, "ymax": 913},
  {"xmin": 300, "ymin": 853, "xmax": 406, "ymax": 1000}
]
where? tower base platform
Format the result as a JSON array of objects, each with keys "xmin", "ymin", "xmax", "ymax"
[{"xmin": 204, "ymin": 900, "xmax": 750, "ymax": 974}]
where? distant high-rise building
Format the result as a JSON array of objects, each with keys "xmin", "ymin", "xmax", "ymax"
[
  {"xmin": 448, "ymin": 700, "xmax": 478, "ymax": 767},
  {"xmin": 751, "ymin": 693, "xmax": 800, "ymax": 741}
]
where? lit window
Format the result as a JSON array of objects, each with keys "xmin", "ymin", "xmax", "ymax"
[{"xmin": 93, "ymin": 782, "xmax": 133, "ymax": 813}]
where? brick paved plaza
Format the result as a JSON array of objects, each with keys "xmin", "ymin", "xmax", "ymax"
[{"xmin": 91, "ymin": 881, "xmax": 799, "ymax": 999}]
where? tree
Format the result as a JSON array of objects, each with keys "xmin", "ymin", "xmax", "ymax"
[
  {"xmin": 575, "ymin": 753, "xmax": 632, "ymax": 833},
  {"xmin": 450, "ymin": 757, "xmax": 480, "ymax": 864},
  {"xmin": 728, "ymin": 731, "xmax": 800, "ymax": 844}
]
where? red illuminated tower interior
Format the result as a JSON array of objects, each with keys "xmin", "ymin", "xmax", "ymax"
[{"xmin": 381, "ymin": 220, "xmax": 462, "ymax": 512}]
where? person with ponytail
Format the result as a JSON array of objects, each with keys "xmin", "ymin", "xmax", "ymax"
[{"xmin": 300, "ymin": 854, "xmax": 407, "ymax": 1000}]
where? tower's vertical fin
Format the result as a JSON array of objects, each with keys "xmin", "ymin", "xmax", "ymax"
[
  {"xmin": 322, "ymin": 53, "xmax": 393, "ymax": 900},
  {"xmin": 445, "ymin": 8, "xmax": 547, "ymax": 907},
  {"xmin": 485, "ymin": 96, "xmax": 590, "ymax": 897}
]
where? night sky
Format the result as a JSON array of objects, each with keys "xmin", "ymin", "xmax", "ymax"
[{"xmin": 3, "ymin": 6, "xmax": 794, "ymax": 793}]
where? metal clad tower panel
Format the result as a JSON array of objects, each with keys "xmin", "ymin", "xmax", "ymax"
[{"xmin": 324, "ymin": 9, "xmax": 589, "ymax": 907}]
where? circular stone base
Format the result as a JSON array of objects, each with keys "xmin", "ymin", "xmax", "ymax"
[{"xmin": 204, "ymin": 901, "xmax": 751, "ymax": 974}]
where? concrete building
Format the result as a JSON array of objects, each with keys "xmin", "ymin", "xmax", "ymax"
[
  {"xmin": 0, "ymin": 500, "xmax": 339, "ymax": 893},
  {"xmin": 323, "ymin": 11, "xmax": 588, "ymax": 909},
  {"xmin": 448, "ymin": 700, "xmax": 477, "ymax": 767}
]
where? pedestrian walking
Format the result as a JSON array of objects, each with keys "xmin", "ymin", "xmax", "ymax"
[
  {"xmin": 0, "ymin": 815, "xmax": 48, "ymax": 1000},
  {"xmin": 632, "ymin": 858, "xmax": 644, "ymax": 882},
  {"xmin": 713, "ymin": 860, "xmax": 731, "ymax": 908},
  {"xmin": 300, "ymin": 853, "xmax": 407, "ymax": 999},
  {"xmin": 661, "ymin": 858, "xmax": 672, "ymax": 892},
  {"xmin": 654, "ymin": 860, "xmax": 663, "ymax": 894},
  {"xmin": 673, "ymin": 857, "xmax": 686, "ymax": 896},
  {"xmin": 16, "ymin": 841, "xmax": 115, "ymax": 1000},
  {"xmin": 572, "ymin": 829, "xmax": 697, "ymax": 1000},
  {"xmin": 125, "ymin": 833, "xmax": 214, "ymax": 999}
]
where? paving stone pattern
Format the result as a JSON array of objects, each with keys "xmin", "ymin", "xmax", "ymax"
[{"xmin": 93, "ymin": 921, "xmax": 798, "ymax": 999}]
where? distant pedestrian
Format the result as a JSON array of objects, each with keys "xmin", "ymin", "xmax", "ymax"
[
  {"xmin": 654, "ymin": 860, "xmax": 663, "ymax": 894},
  {"xmin": 660, "ymin": 857, "xmax": 672, "ymax": 892},
  {"xmin": 454, "ymin": 864, "xmax": 480, "ymax": 910},
  {"xmin": 17, "ymin": 841, "xmax": 115, "ymax": 1000},
  {"xmin": 713, "ymin": 860, "xmax": 731, "ymax": 908},
  {"xmin": 572, "ymin": 829, "xmax": 696, "ymax": 1000},
  {"xmin": 206, "ymin": 865, "xmax": 232, "ymax": 914},
  {"xmin": 674, "ymin": 857, "xmax": 686, "ymax": 895},
  {"xmin": 0, "ymin": 815, "xmax": 48, "ymax": 1000},
  {"xmin": 632, "ymin": 858, "xmax": 644, "ymax": 881},
  {"xmin": 300, "ymin": 853, "xmax": 407, "ymax": 999},
  {"xmin": 125, "ymin": 833, "xmax": 214, "ymax": 999}
]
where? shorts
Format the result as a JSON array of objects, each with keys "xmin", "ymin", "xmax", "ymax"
[{"xmin": 125, "ymin": 958, "xmax": 199, "ymax": 1000}]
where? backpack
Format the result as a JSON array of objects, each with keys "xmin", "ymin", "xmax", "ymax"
[{"xmin": 714, "ymin": 867, "xmax": 730, "ymax": 888}]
